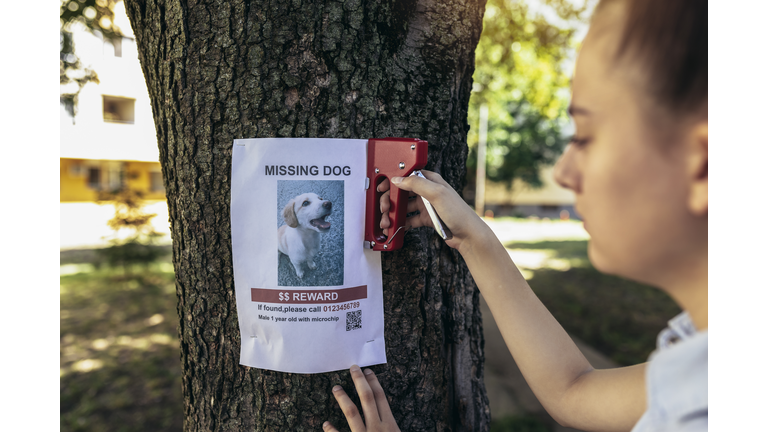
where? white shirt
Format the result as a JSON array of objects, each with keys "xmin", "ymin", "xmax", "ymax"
[{"xmin": 631, "ymin": 312, "xmax": 708, "ymax": 431}]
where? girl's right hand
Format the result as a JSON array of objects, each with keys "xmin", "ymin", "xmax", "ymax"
[{"xmin": 377, "ymin": 170, "xmax": 489, "ymax": 254}]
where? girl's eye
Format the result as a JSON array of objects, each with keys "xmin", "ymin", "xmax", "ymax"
[
  {"xmin": 568, "ymin": 136, "xmax": 591, "ymax": 147},
  {"xmin": 302, "ymin": 201, "xmax": 310, "ymax": 206}
]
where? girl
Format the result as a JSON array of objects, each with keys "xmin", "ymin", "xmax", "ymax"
[{"xmin": 325, "ymin": 0, "xmax": 707, "ymax": 430}]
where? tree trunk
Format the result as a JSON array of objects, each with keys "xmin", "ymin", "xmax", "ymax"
[{"xmin": 124, "ymin": 0, "xmax": 489, "ymax": 430}]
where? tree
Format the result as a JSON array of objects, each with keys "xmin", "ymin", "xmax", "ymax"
[
  {"xmin": 97, "ymin": 187, "xmax": 166, "ymax": 271},
  {"xmin": 124, "ymin": 0, "xmax": 490, "ymax": 430},
  {"xmin": 466, "ymin": 0, "xmax": 588, "ymax": 191}
]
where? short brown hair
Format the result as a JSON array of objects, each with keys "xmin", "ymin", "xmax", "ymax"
[{"xmin": 597, "ymin": 0, "xmax": 707, "ymax": 115}]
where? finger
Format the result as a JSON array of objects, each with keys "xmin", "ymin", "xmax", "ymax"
[
  {"xmin": 381, "ymin": 190, "xmax": 392, "ymax": 236},
  {"xmin": 390, "ymin": 173, "xmax": 445, "ymax": 203},
  {"xmin": 322, "ymin": 421, "xmax": 340, "ymax": 432},
  {"xmin": 349, "ymin": 365, "xmax": 381, "ymax": 425},
  {"xmin": 331, "ymin": 385, "xmax": 366, "ymax": 432},
  {"xmin": 363, "ymin": 368, "xmax": 396, "ymax": 424},
  {"xmin": 380, "ymin": 209, "xmax": 391, "ymax": 230},
  {"xmin": 380, "ymin": 190, "xmax": 391, "ymax": 214},
  {"xmin": 376, "ymin": 178, "xmax": 391, "ymax": 193}
]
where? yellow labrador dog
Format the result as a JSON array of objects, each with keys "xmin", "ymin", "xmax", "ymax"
[{"xmin": 278, "ymin": 192, "xmax": 333, "ymax": 279}]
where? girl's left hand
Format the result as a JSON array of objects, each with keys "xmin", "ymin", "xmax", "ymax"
[{"xmin": 323, "ymin": 365, "xmax": 400, "ymax": 432}]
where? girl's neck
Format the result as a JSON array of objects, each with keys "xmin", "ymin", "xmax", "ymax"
[{"xmin": 664, "ymin": 257, "xmax": 708, "ymax": 331}]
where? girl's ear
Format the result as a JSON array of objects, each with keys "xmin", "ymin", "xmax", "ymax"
[
  {"xmin": 686, "ymin": 122, "xmax": 707, "ymax": 216},
  {"xmin": 283, "ymin": 200, "xmax": 299, "ymax": 228}
]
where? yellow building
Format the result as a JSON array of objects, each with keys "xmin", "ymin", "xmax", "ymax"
[
  {"xmin": 60, "ymin": 3, "xmax": 170, "ymax": 249},
  {"xmin": 60, "ymin": 2, "xmax": 164, "ymax": 204}
]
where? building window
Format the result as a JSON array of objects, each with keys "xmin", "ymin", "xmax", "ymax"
[
  {"xmin": 87, "ymin": 167, "xmax": 102, "ymax": 190},
  {"xmin": 150, "ymin": 172, "xmax": 165, "ymax": 193},
  {"xmin": 107, "ymin": 167, "xmax": 124, "ymax": 191},
  {"xmin": 103, "ymin": 96, "xmax": 135, "ymax": 123},
  {"xmin": 86, "ymin": 163, "xmax": 125, "ymax": 191}
]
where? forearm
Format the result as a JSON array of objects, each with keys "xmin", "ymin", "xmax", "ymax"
[{"xmin": 459, "ymin": 228, "xmax": 645, "ymax": 430}]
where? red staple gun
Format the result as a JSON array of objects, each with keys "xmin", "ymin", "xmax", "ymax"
[{"xmin": 364, "ymin": 138, "xmax": 428, "ymax": 251}]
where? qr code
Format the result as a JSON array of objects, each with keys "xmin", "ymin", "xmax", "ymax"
[{"xmin": 346, "ymin": 310, "xmax": 362, "ymax": 331}]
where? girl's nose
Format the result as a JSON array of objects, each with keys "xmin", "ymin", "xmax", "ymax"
[{"xmin": 553, "ymin": 144, "xmax": 580, "ymax": 193}]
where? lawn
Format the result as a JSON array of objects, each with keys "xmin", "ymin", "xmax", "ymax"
[
  {"xmin": 61, "ymin": 232, "xmax": 681, "ymax": 431},
  {"xmin": 60, "ymin": 260, "xmax": 183, "ymax": 432}
]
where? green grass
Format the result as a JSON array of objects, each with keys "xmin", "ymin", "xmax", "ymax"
[
  {"xmin": 505, "ymin": 240, "xmax": 681, "ymax": 366},
  {"xmin": 60, "ymin": 262, "xmax": 182, "ymax": 432},
  {"xmin": 60, "ymin": 238, "xmax": 679, "ymax": 431}
]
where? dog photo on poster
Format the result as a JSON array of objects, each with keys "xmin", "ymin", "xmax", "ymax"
[{"xmin": 277, "ymin": 180, "xmax": 344, "ymax": 286}]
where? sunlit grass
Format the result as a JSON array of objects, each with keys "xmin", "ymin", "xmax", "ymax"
[{"xmin": 60, "ymin": 261, "xmax": 182, "ymax": 432}]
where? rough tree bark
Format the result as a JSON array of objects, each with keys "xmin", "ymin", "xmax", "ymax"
[{"xmin": 125, "ymin": 0, "xmax": 489, "ymax": 430}]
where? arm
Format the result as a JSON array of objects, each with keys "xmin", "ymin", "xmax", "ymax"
[{"xmin": 381, "ymin": 171, "xmax": 647, "ymax": 431}]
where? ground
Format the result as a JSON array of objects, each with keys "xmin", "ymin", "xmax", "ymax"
[{"xmin": 60, "ymin": 217, "xmax": 680, "ymax": 432}]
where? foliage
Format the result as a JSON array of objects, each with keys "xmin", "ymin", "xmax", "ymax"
[
  {"xmin": 467, "ymin": 0, "xmax": 589, "ymax": 189},
  {"xmin": 97, "ymin": 188, "xmax": 165, "ymax": 270},
  {"xmin": 60, "ymin": 0, "xmax": 123, "ymax": 118}
]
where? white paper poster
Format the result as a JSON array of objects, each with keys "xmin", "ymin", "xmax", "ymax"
[{"xmin": 231, "ymin": 138, "xmax": 387, "ymax": 373}]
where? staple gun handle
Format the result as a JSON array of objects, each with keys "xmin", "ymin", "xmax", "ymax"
[{"xmin": 365, "ymin": 138, "xmax": 428, "ymax": 251}]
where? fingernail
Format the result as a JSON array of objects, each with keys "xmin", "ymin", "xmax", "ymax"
[
  {"xmin": 332, "ymin": 385, "xmax": 342, "ymax": 392},
  {"xmin": 391, "ymin": 176, "xmax": 403, "ymax": 184},
  {"xmin": 364, "ymin": 368, "xmax": 374, "ymax": 376},
  {"xmin": 350, "ymin": 365, "xmax": 361, "ymax": 372},
  {"xmin": 323, "ymin": 421, "xmax": 330, "ymax": 429}
]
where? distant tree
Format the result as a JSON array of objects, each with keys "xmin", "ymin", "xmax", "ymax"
[
  {"xmin": 97, "ymin": 187, "xmax": 165, "ymax": 271},
  {"xmin": 467, "ymin": 0, "xmax": 589, "ymax": 190},
  {"xmin": 60, "ymin": 0, "xmax": 123, "ymax": 118}
]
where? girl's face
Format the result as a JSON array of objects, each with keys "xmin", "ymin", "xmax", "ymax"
[{"xmin": 553, "ymin": 8, "xmax": 707, "ymax": 288}]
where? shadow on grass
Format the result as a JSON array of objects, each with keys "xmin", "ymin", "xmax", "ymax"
[
  {"xmin": 60, "ymin": 263, "xmax": 182, "ymax": 432},
  {"xmin": 504, "ymin": 240, "xmax": 681, "ymax": 366}
]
